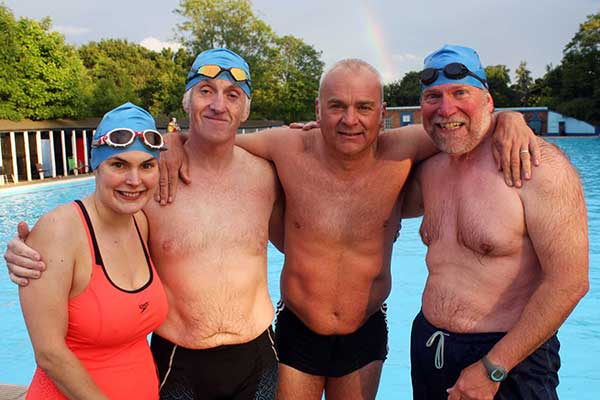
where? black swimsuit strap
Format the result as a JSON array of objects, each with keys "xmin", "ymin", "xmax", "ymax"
[{"xmin": 73, "ymin": 199, "xmax": 104, "ymax": 267}]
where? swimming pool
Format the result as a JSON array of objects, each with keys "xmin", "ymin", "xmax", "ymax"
[{"xmin": 1, "ymin": 138, "xmax": 599, "ymax": 398}]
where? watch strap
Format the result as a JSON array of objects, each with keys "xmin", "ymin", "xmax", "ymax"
[{"xmin": 482, "ymin": 355, "xmax": 507, "ymax": 382}]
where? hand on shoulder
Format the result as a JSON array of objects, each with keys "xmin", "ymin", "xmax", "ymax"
[{"xmin": 521, "ymin": 139, "xmax": 580, "ymax": 191}]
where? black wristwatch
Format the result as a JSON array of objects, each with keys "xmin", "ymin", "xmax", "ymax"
[{"xmin": 481, "ymin": 355, "xmax": 507, "ymax": 382}]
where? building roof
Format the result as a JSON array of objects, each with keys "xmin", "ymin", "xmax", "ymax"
[
  {"xmin": 0, "ymin": 118, "xmax": 102, "ymax": 132},
  {"xmin": 0, "ymin": 118, "xmax": 284, "ymax": 133},
  {"xmin": 386, "ymin": 106, "xmax": 421, "ymax": 111},
  {"xmin": 495, "ymin": 107, "xmax": 549, "ymax": 112}
]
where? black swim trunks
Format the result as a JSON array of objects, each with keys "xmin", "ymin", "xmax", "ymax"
[
  {"xmin": 411, "ymin": 310, "xmax": 561, "ymax": 400},
  {"xmin": 151, "ymin": 328, "xmax": 278, "ymax": 400},
  {"xmin": 275, "ymin": 301, "xmax": 388, "ymax": 377}
]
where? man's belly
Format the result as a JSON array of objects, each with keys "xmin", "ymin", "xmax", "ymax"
[
  {"xmin": 156, "ymin": 289, "xmax": 274, "ymax": 349},
  {"xmin": 281, "ymin": 259, "xmax": 391, "ymax": 335},
  {"xmin": 153, "ymin": 256, "xmax": 274, "ymax": 349},
  {"xmin": 422, "ymin": 271, "xmax": 536, "ymax": 333}
]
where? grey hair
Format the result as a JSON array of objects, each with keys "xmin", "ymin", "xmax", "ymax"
[
  {"xmin": 182, "ymin": 89, "xmax": 192, "ymax": 114},
  {"xmin": 318, "ymin": 59, "xmax": 384, "ymax": 101},
  {"xmin": 181, "ymin": 87, "xmax": 251, "ymax": 115}
]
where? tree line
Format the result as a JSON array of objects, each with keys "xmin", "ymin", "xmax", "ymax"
[
  {"xmin": 1, "ymin": 1, "xmax": 597, "ymax": 126},
  {"xmin": 0, "ymin": 0, "xmax": 324, "ymax": 123},
  {"xmin": 385, "ymin": 12, "xmax": 599, "ymax": 126}
]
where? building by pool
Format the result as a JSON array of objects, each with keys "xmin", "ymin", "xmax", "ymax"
[{"xmin": 384, "ymin": 106, "xmax": 598, "ymax": 136}]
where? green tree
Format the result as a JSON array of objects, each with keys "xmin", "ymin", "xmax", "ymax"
[
  {"xmin": 79, "ymin": 39, "xmax": 187, "ymax": 118},
  {"xmin": 528, "ymin": 64, "xmax": 559, "ymax": 107},
  {"xmin": 485, "ymin": 65, "xmax": 517, "ymax": 107},
  {"xmin": 513, "ymin": 61, "xmax": 533, "ymax": 106},
  {"xmin": 146, "ymin": 48, "xmax": 190, "ymax": 119},
  {"xmin": 0, "ymin": 6, "xmax": 89, "ymax": 120},
  {"xmin": 175, "ymin": 0, "xmax": 273, "ymax": 59},
  {"xmin": 384, "ymin": 80, "xmax": 402, "ymax": 107},
  {"xmin": 0, "ymin": 5, "xmax": 21, "ymax": 120},
  {"xmin": 553, "ymin": 12, "xmax": 600, "ymax": 125},
  {"xmin": 252, "ymin": 35, "xmax": 323, "ymax": 122},
  {"xmin": 384, "ymin": 71, "xmax": 421, "ymax": 106}
]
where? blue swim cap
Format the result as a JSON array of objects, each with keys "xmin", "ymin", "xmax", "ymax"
[
  {"xmin": 185, "ymin": 48, "xmax": 252, "ymax": 98},
  {"xmin": 422, "ymin": 44, "xmax": 488, "ymax": 90},
  {"xmin": 91, "ymin": 102, "xmax": 160, "ymax": 170}
]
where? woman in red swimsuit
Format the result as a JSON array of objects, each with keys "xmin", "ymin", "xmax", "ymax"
[{"xmin": 20, "ymin": 103, "xmax": 169, "ymax": 400}]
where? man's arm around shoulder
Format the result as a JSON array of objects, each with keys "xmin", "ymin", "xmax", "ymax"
[
  {"xmin": 235, "ymin": 127, "xmax": 296, "ymax": 161},
  {"xmin": 383, "ymin": 124, "xmax": 438, "ymax": 163}
]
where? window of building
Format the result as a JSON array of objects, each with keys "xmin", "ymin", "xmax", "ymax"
[{"xmin": 384, "ymin": 116, "xmax": 393, "ymax": 129}]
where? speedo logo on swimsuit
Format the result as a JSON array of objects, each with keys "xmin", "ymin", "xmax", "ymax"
[{"xmin": 139, "ymin": 302, "xmax": 150, "ymax": 313}]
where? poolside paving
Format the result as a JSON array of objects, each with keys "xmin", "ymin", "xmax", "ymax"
[{"xmin": 0, "ymin": 384, "xmax": 27, "ymax": 400}]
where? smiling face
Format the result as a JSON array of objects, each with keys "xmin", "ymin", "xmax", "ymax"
[
  {"xmin": 187, "ymin": 78, "xmax": 250, "ymax": 144},
  {"xmin": 94, "ymin": 150, "xmax": 159, "ymax": 216},
  {"xmin": 316, "ymin": 63, "xmax": 385, "ymax": 158},
  {"xmin": 421, "ymin": 83, "xmax": 494, "ymax": 156}
]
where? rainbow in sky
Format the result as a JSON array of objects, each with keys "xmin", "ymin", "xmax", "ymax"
[{"xmin": 360, "ymin": 1, "xmax": 395, "ymax": 81}]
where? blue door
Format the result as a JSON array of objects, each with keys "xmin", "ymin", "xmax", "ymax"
[{"xmin": 400, "ymin": 112, "xmax": 413, "ymax": 126}]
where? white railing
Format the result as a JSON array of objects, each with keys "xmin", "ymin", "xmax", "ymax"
[{"xmin": 0, "ymin": 129, "xmax": 94, "ymax": 185}]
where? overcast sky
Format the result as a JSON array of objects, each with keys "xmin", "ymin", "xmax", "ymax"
[{"xmin": 5, "ymin": 0, "xmax": 598, "ymax": 82}]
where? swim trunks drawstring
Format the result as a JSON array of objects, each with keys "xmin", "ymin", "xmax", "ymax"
[{"xmin": 426, "ymin": 330, "xmax": 449, "ymax": 369}]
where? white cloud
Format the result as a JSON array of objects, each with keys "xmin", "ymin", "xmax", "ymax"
[
  {"xmin": 385, "ymin": 53, "xmax": 423, "ymax": 82},
  {"xmin": 53, "ymin": 25, "xmax": 91, "ymax": 36},
  {"xmin": 140, "ymin": 37, "xmax": 182, "ymax": 52},
  {"xmin": 391, "ymin": 53, "xmax": 419, "ymax": 63}
]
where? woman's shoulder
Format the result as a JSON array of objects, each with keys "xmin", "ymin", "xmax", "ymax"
[
  {"xmin": 36, "ymin": 201, "xmax": 79, "ymax": 226},
  {"xmin": 29, "ymin": 202, "xmax": 83, "ymax": 245}
]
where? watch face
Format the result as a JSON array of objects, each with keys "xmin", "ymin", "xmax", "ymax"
[{"xmin": 491, "ymin": 368, "xmax": 507, "ymax": 382}]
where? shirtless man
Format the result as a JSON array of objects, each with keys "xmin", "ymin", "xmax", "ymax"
[
  {"xmin": 193, "ymin": 60, "xmax": 536, "ymax": 399},
  {"xmin": 6, "ymin": 48, "xmax": 282, "ymax": 399},
  {"xmin": 6, "ymin": 57, "xmax": 536, "ymax": 399},
  {"xmin": 402, "ymin": 45, "xmax": 589, "ymax": 400}
]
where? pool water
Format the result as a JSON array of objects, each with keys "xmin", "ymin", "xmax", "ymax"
[{"xmin": 1, "ymin": 137, "xmax": 599, "ymax": 398}]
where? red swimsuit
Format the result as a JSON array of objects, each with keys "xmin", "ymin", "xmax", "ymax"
[{"xmin": 26, "ymin": 200, "xmax": 168, "ymax": 399}]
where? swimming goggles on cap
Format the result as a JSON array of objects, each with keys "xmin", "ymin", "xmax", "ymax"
[
  {"xmin": 92, "ymin": 128, "xmax": 166, "ymax": 150},
  {"xmin": 187, "ymin": 64, "xmax": 251, "ymax": 85},
  {"xmin": 420, "ymin": 62, "xmax": 488, "ymax": 89}
]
